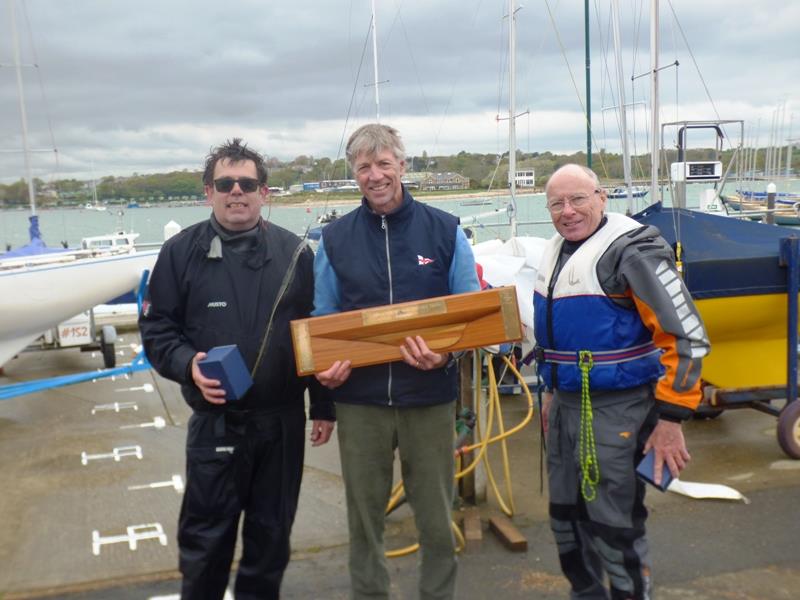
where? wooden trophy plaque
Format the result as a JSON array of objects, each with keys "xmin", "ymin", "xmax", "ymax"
[{"xmin": 290, "ymin": 286, "xmax": 522, "ymax": 376}]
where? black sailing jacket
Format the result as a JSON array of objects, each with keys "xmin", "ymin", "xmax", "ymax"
[{"xmin": 139, "ymin": 219, "xmax": 333, "ymax": 420}]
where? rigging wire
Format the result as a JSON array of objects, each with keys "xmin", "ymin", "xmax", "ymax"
[
  {"xmin": 666, "ymin": 7, "xmax": 680, "ymax": 131},
  {"xmin": 515, "ymin": 0, "xmax": 560, "ymax": 185},
  {"xmin": 18, "ymin": 0, "xmax": 68, "ymax": 242},
  {"xmin": 665, "ymin": 0, "xmax": 722, "ymax": 130},
  {"xmin": 598, "ymin": 1, "xmax": 625, "ymax": 182},
  {"xmin": 424, "ymin": 0, "xmax": 489, "ymax": 169},
  {"xmin": 378, "ymin": 0, "xmax": 404, "ymax": 120},
  {"xmin": 628, "ymin": 0, "xmax": 647, "ymax": 186},
  {"xmin": 661, "ymin": 0, "xmax": 738, "ymax": 244},
  {"xmin": 593, "ymin": 0, "xmax": 612, "ymax": 163},
  {"xmin": 306, "ymin": 14, "xmax": 374, "ymax": 237},
  {"xmin": 594, "ymin": 0, "xmax": 648, "ymax": 191},
  {"xmin": 392, "ymin": 4, "xmax": 432, "ymax": 131},
  {"xmin": 543, "ymin": 0, "xmax": 609, "ymax": 179},
  {"xmin": 20, "ymin": 0, "xmax": 60, "ymax": 183},
  {"xmin": 495, "ymin": 0, "xmax": 508, "ymax": 173}
]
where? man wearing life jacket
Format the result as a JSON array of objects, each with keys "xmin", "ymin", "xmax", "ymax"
[{"xmin": 534, "ymin": 164, "xmax": 709, "ymax": 600}]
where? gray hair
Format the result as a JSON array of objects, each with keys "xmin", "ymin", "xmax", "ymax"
[
  {"xmin": 346, "ymin": 124, "xmax": 406, "ymax": 169},
  {"xmin": 545, "ymin": 163, "xmax": 600, "ymax": 195}
]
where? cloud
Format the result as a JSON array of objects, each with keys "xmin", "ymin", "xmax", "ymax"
[{"xmin": 0, "ymin": 0, "xmax": 797, "ymax": 183}]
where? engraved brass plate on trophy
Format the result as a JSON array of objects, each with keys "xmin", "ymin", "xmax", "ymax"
[{"xmin": 290, "ymin": 287, "xmax": 522, "ymax": 376}]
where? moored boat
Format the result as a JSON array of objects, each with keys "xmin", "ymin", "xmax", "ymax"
[
  {"xmin": 0, "ymin": 231, "xmax": 158, "ymax": 368},
  {"xmin": 634, "ymin": 202, "xmax": 799, "ymax": 390},
  {"xmin": 721, "ymin": 194, "xmax": 800, "ymax": 226},
  {"xmin": 604, "ymin": 185, "xmax": 649, "ymax": 200}
]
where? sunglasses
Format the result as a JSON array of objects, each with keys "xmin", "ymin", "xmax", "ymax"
[{"xmin": 213, "ymin": 177, "xmax": 261, "ymax": 193}]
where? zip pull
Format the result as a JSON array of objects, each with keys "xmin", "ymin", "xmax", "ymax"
[{"xmin": 381, "ymin": 215, "xmax": 387, "ymax": 230}]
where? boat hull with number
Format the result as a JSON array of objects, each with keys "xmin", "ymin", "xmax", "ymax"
[{"xmin": 0, "ymin": 249, "xmax": 158, "ymax": 367}]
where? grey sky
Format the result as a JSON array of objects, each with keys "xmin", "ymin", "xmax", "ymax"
[{"xmin": 1, "ymin": 0, "xmax": 797, "ymax": 183}]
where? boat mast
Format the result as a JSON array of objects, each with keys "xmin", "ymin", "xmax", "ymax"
[
  {"xmin": 8, "ymin": 0, "xmax": 36, "ymax": 215},
  {"xmin": 786, "ymin": 115, "xmax": 795, "ymax": 179},
  {"xmin": 370, "ymin": 0, "xmax": 381, "ymax": 122},
  {"xmin": 584, "ymin": 0, "xmax": 592, "ymax": 169},
  {"xmin": 611, "ymin": 0, "xmax": 633, "ymax": 213},
  {"xmin": 776, "ymin": 101, "xmax": 787, "ymax": 180},
  {"xmin": 91, "ymin": 161, "xmax": 99, "ymax": 207},
  {"xmin": 649, "ymin": 0, "xmax": 660, "ymax": 202},
  {"xmin": 508, "ymin": 0, "xmax": 518, "ymax": 237}
]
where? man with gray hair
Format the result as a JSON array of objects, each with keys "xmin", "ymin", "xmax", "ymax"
[
  {"xmin": 534, "ymin": 163, "xmax": 709, "ymax": 599},
  {"xmin": 312, "ymin": 123, "xmax": 480, "ymax": 599}
]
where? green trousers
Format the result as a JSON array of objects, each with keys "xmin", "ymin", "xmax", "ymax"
[{"xmin": 336, "ymin": 401, "xmax": 457, "ymax": 600}]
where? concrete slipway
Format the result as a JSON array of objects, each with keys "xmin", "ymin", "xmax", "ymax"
[{"xmin": 1, "ymin": 332, "xmax": 798, "ymax": 599}]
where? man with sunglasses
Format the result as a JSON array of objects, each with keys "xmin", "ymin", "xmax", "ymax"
[
  {"xmin": 534, "ymin": 164, "xmax": 709, "ymax": 599},
  {"xmin": 139, "ymin": 138, "xmax": 335, "ymax": 600}
]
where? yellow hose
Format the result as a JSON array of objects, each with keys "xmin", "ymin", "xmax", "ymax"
[
  {"xmin": 385, "ymin": 520, "xmax": 466, "ymax": 558},
  {"xmin": 384, "ymin": 353, "xmax": 535, "ymax": 558},
  {"xmin": 479, "ymin": 358, "xmax": 515, "ymax": 516}
]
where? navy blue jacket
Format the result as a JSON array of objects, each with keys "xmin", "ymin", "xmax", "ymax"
[{"xmin": 313, "ymin": 188, "xmax": 479, "ymax": 407}]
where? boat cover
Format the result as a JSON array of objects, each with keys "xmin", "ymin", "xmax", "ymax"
[
  {"xmin": 0, "ymin": 215, "xmax": 70, "ymax": 259},
  {"xmin": 634, "ymin": 202, "xmax": 796, "ymax": 299}
]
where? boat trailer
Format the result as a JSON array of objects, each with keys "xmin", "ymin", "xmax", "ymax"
[{"xmin": 701, "ymin": 237, "xmax": 800, "ymax": 459}]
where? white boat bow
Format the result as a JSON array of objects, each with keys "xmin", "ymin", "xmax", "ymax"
[{"xmin": 0, "ymin": 248, "xmax": 158, "ymax": 367}]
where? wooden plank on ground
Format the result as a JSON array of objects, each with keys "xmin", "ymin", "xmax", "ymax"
[
  {"xmin": 488, "ymin": 513, "xmax": 527, "ymax": 552},
  {"xmin": 462, "ymin": 507, "xmax": 482, "ymax": 549}
]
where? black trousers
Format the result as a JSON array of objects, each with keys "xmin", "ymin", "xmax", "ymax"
[{"xmin": 178, "ymin": 408, "xmax": 305, "ymax": 600}]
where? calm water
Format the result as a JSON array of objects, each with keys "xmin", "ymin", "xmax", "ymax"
[
  {"xmin": 0, "ymin": 194, "xmax": 556, "ymax": 249},
  {"xmin": 3, "ymin": 181, "xmax": 799, "ymax": 250}
]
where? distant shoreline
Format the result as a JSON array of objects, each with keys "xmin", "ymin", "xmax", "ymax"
[
  {"xmin": 270, "ymin": 187, "xmax": 543, "ymax": 208},
  {"xmin": 1, "ymin": 187, "xmax": 545, "ymax": 212}
]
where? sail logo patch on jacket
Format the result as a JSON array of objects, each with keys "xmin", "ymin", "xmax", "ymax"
[{"xmin": 417, "ymin": 255, "xmax": 435, "ymax": 266}]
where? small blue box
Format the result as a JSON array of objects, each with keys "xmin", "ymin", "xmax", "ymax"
[
  {"xmin": 636, "ymin": 448, "xmax": 673, "ymax": 492},
  {"xmin": 197, "ymin": 345, "xmax": 253, "ymax": 401}
]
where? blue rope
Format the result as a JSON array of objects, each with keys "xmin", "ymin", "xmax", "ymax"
[{"xmin": 0, "ymin": 352, "xmax": 151, "ymax": 401}]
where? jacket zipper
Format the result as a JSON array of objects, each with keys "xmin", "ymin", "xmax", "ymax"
[{"xmin": 382, "ymin": 215, "xmax": 393, "ymax": 406}]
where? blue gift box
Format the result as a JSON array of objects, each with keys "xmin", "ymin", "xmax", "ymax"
[
  {"xmin": 197, "ymin": 345, "xmax": 253, "ymax": 401},
  {"xmin": 636, "ymin": 448, "xmax": 673, "ymax": 492}
]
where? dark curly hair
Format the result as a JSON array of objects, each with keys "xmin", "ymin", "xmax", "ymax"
[{"xmin": 202, "ymin": 138, "xmax": 268, "ymax": 186}]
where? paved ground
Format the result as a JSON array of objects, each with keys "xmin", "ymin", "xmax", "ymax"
[{"xmin": 1, "ymin": 335, "xmax": 799, "ymax": 599}]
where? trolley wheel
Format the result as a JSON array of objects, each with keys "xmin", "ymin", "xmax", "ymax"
[
  {"xmin": 100, "ymin": 325, "xmax": 117, "ymax": 369},
  {"xmin": 777, "ymin": 400, "xmax": 800, "ymax": 459}
]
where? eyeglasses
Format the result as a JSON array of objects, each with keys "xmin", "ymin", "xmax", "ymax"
[
  {"xmin": 546, "ymin": 190, "xmax": 601, "ymax": 214},
  {"xmin": 213, "ymin": 177, "xmax": 261, "ymax": 193}
]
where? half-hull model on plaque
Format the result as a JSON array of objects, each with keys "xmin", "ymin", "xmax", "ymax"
[{"xmin": 290, "ymin": 286, "xmax": 522, "ymax": 376}]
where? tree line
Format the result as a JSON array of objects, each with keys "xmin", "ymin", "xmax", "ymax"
[{"xmin": 0, "ymin": 147, "xmax": 779, "ymax": 207}]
